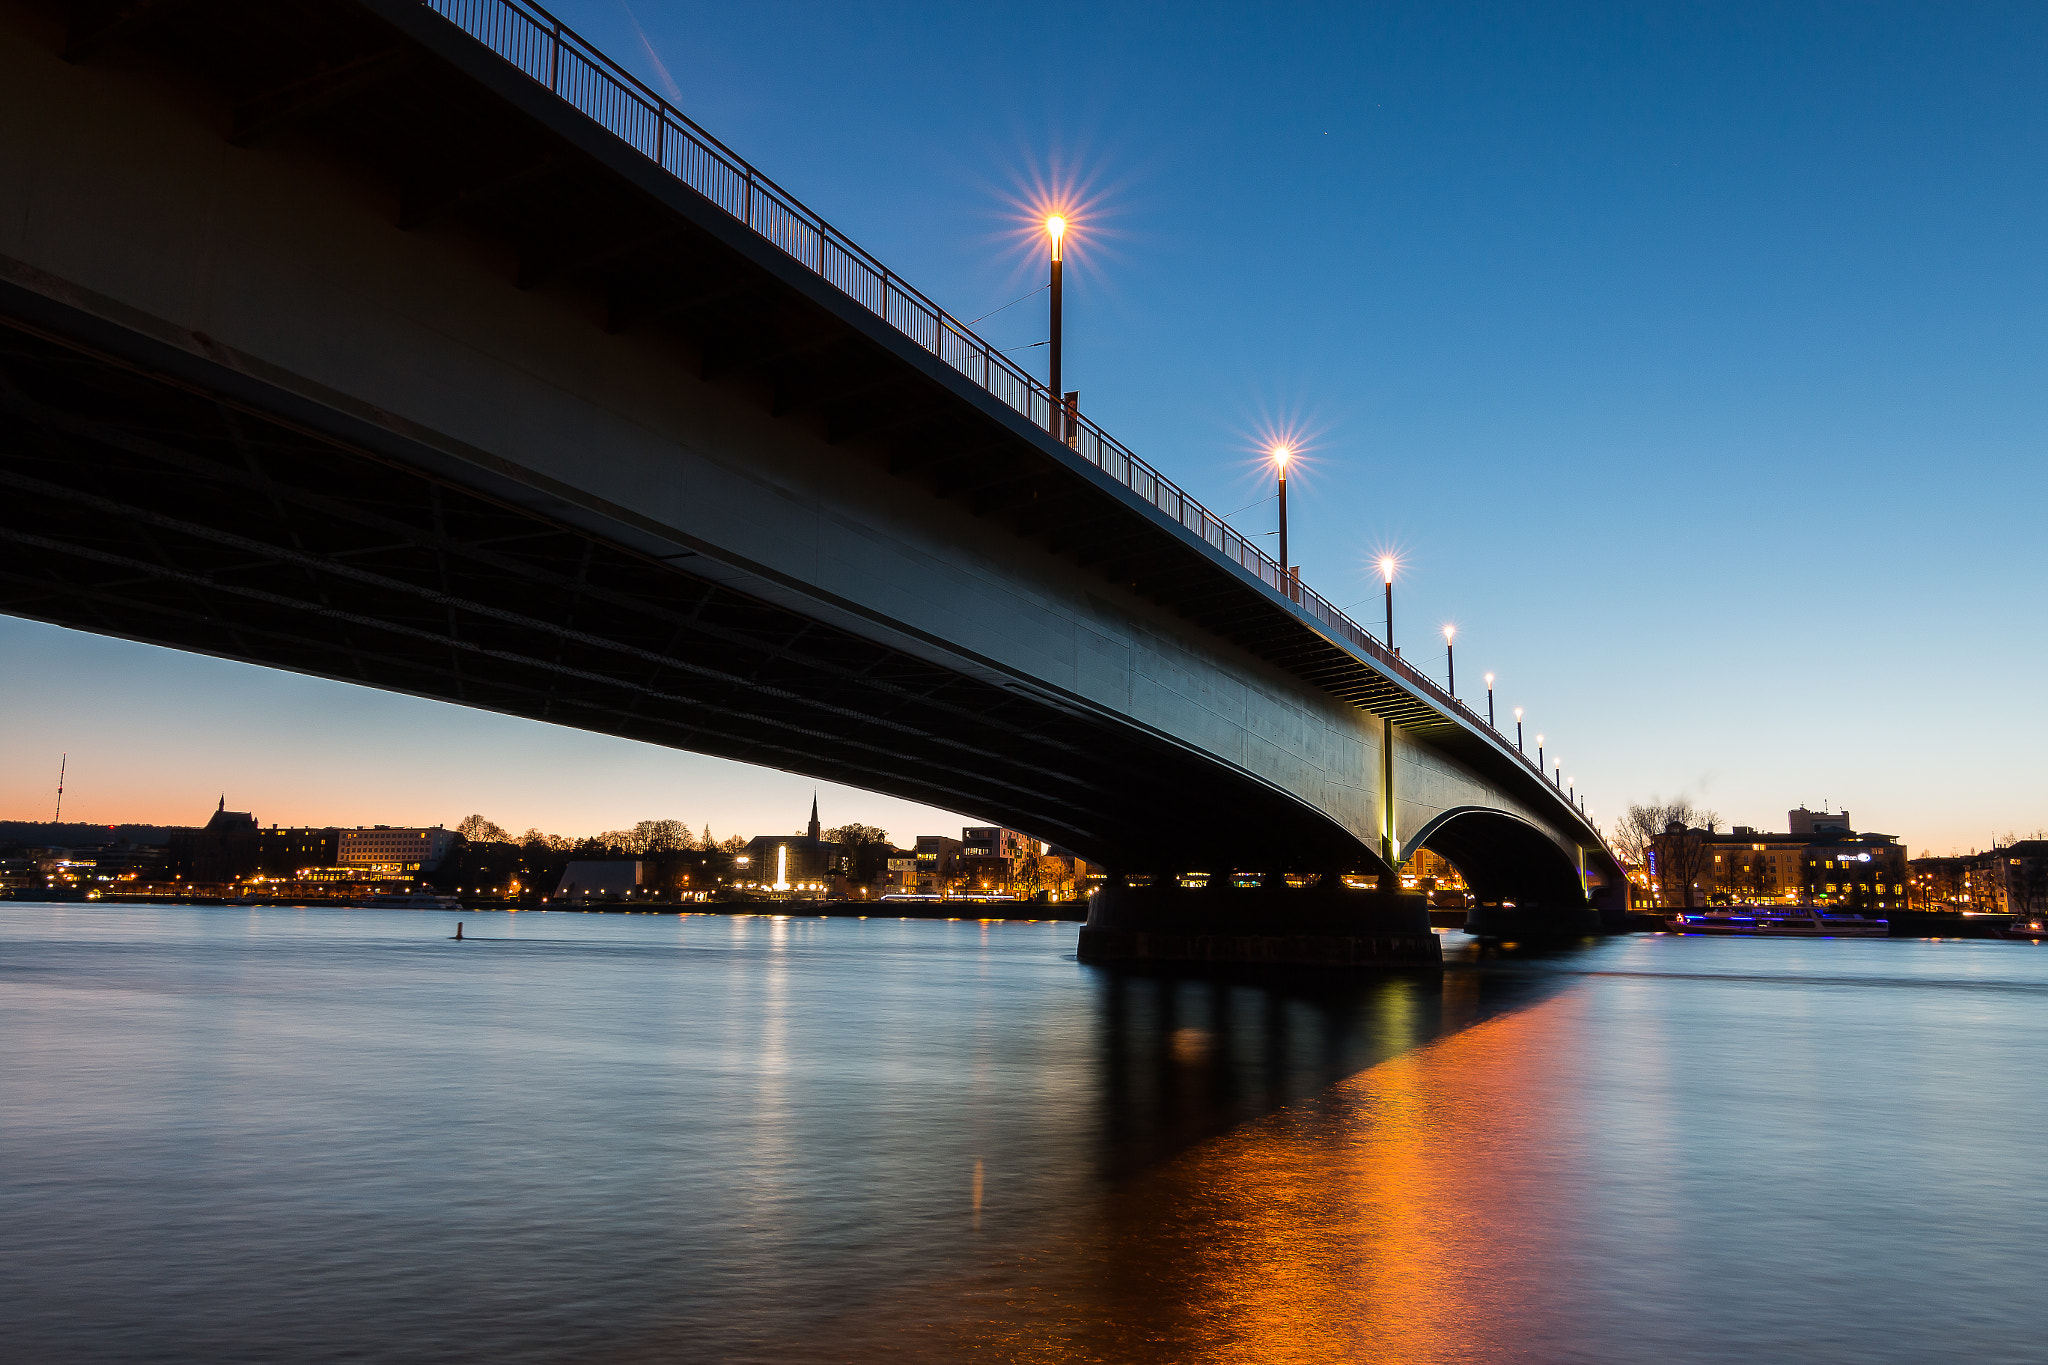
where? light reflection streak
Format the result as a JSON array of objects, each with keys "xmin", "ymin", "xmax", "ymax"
[{"xmin": 830, "ymin": 988, "xmax": 1596, "ymax": 1363}]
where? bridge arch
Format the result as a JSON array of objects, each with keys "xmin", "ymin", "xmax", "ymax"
[{"xmin": 1406, "ymin": 807, "xmax": 1599, "ymax": 937}]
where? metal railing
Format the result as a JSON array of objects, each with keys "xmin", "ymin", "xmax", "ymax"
[{"xmin": 416, "ymin": 0, "xmax": 1591, "ymax": 824}]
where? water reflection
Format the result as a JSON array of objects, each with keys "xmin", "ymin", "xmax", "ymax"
[
  {"xmin": 5, "ymin": 909, "xmax": 2045, "ymax": 1363},
  {"xmin": 1087, "ymin": 956, "xmax": 1574, "ymax": 1177}
]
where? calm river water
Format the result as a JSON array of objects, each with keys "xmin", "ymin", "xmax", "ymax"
[{"xmin": 2, "ymin": 903, "xmax": 2043, "ymax": 1363}]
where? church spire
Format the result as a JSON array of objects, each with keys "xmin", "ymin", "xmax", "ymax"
[{"xmin": 807, "ymin": 792, "xmax": 821, "ymax": 841}]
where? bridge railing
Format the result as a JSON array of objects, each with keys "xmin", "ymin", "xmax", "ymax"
[{"xmin": 418, "ymin": 0, "xmax": 1593, "ymax": 821}]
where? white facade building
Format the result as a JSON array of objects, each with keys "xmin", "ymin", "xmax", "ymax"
[{"xmin": 337, "ymin": 826, "xmax": 457, "ymax": 871}]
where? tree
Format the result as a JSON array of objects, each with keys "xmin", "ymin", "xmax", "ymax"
[
  {"xmin": 634, "ymin": 819, "xmax": 695, "ymax": 853},
  {"xmin": 825, "ymin": 823, "xmax": 892, "ymax": 885},
  {"xmin": 457, "ymin": 814, "xmax": 512, "ymax": 843},
  {"xmin": 1742, "ymin": 855, "xmax": 1774, "ymax": 902},
  {"xmin": 1626, "ymin": 799, "xmax": 1720, "ymax": 908}
]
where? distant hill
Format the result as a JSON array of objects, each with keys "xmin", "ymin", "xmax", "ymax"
[{"xmin": 0, "ymin": 822, "xmax": 185, "ymax": 847}]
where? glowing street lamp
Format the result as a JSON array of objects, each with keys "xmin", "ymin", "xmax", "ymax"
[
  {"xmin": 1536, "ymin": 733, "xmax": 1545, "ymax": 773},
  {"xmin": 1485, "ymin": 672, "xmax": 1496, "ymax": 728},
  {"xmin": 1046, "ymin": 215, "xmax": 1066, "ymax": 439},
  {"xmin": 1379, "ymin": 555, "xmax": 1398, "ymax": 651},
  {"xmin": 1272, "ymin": 444, "xmax": 1294, "ymax": 596},
  {"xmin": 1443, "ymin": 624, "xmax": 1456, "ymax": 697},
  {"xmin": 1515, "ymin": 708, "xmax": 1524, "ymax": 753}
]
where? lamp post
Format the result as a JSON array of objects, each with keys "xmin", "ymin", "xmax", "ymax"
[
  {"xmin": 1485, "ymin": 673, "xmax": 1495, "ymax": 728},
  {"xmin": 1554, "ymin": 761, "xmax": 1562, "ymax": 789},
  {"xmin": 1379, "ymin": 556, "xmax": 1397, "ymax": 651},
  {"xmin": 1443, "ymin": 624, "xmax": 1456, "ymax": 697},
  {"xmin": 1046, "ymin": 215, "xmax": 1065, "ymax": 440},
  {"xmin": 1272, "ymin": 444, "xmax": 1293, "ymax": 596},
  {"xmin": 1536, "ymin": 734, "xmax": 1544, "ymax": 773},
  {"xmin": 1515, "ymin": 708, "xmax": 1524, "ymax": 753}
]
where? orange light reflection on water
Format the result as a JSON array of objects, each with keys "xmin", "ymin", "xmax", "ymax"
[{"xmin": 945, "ymin": 989, "xmax": 1596, "ymax": 1364}]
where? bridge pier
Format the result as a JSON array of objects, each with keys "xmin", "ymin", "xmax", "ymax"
[{"xmin": 1077, "ymin": 873, "xmax": 1441, "ymax": 968}]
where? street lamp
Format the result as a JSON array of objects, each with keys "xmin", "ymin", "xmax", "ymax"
[
  {"xmin": 1485, "ymin": 673, "xmax": 1495, "ymax": 728},
  {"xmin": 1515, "ymin": 707, "xmax": 1524, "ymax": 752},
  {"xmin": 1536, "ymin": 734, "xmax": 1544, "ymax": 773},
  {"xmin": 1443, "ymin": 624, "xmax": 1456, "ymax": 697},
  {"xmin": 1046, "ymin": 215, "xmax": 1066, "ymax": 440},
  {"xmin": 1379, "ymin": 555, "xmax": 1397, "ymax": 651},
  {"xmin": 1272, "ymin": 444, "xmax": 1293, "ymax": 597}
]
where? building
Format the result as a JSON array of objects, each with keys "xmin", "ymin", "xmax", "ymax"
[
  {"xmin": 255, "ymin": 826, "xmax": 341, "ymax": 876},
  {"xmin": 740, "ymin": 796, "xmax": 841, "ymax": 894},
  {"xmin": 1650, "ymin": 808, "xmax": 1907, "ymax": 910},
  {"xmin": 956, "ymin": 825, "xmax": 1035, "ymax": 893},
  {"xmin": 1788, "ymin": 807, "xmax": 1853, "ymax": 835},
  {"xmin": 911, "ymin": 835, "xmax": 963, "ymax": 893},
  {"xmin": 552, "ymin": 861, "xmax": 644, "ymax": 900},
  {"xmin": 337, "ymin": 826, "xmax": 457, "ymax": 872},
  {"xmin": 1911, "ymin": 841, "xmax": 2048, "ymax": 916},
  {"xmin": 167, "ymin": 797, "xmax": 260, "ymax": 883}
]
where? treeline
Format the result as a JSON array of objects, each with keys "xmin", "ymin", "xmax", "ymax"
[
  {"xmin": 454, "ymin": 814, "xmax": 749, "ymax": 855},
  {"xmin": 441, "ymin": 814, "xmax": 901, "ymax": 897}
]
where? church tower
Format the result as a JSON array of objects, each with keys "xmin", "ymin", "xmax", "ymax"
[{"xmin": 807, "ymin": 792, "xmax": 821, "ymax": 842}]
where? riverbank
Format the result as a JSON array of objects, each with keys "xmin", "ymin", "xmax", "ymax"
[{"xmin": 2, "ymin": 890, "xmax": 1089, "ymax": 922}]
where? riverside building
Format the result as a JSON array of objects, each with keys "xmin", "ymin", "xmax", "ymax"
[
  {"xmin": 1654, "ymin": 808, "xmax": 1907, "ymax": 911},
  {"xmin": 338, "ymin": 826, "xmax": 457, "ymax": 873}
]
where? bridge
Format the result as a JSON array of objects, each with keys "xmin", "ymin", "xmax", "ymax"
[{"xmin": 0, "ymin": 0, "xmax": 1626, "ymax": 960}]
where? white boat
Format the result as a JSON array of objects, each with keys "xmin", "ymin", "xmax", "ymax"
[
  {"xmin": 1667, "ymin": 909, "xmax": 1888, "ymax": 937},
  {"xmin": 355, "ymin": 891, "xmax": 464, "ymax": 911}
]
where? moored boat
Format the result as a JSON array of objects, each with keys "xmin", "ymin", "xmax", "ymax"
[
  {"xmin": 1667, "ymin": 909, "xmax": 1888, "ymax": 937},
  {"xmin": 355, "ymin": 891, "xmax": 464, "ymax": 911},
  {"xmin": 2002, "ymin": 917, "xmax": 2048, "ymax": 940}
]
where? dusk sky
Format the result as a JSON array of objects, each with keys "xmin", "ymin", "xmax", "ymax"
[{"xmin": 5, "ymin": 0, "xmax": 2044, "ymax": 854}]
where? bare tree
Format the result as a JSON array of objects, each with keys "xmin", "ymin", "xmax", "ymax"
[
  {"xmin": 1626, "ymin": 798, "xmax": 1720, "ymax": 907},
  {"xmin": 456, "ymin": 814, "xmax": 512, "ymax": 843},
  {"xmin": 634, "ymin": 819, "xmax": 694, "ymax": 853}
]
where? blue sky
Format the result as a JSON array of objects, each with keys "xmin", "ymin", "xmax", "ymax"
[{"xmin": 5, "ymin": 1, "xmax": 2043, "ymax": 853}]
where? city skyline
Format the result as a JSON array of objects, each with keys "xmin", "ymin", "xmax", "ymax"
[{"xmin": 4, "ymin": 0, "xmax": 2044, "ymax": 854}]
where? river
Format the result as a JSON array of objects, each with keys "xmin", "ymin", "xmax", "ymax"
[{"xmin": 2, "ymin": 903, "xmax": 2042, "ymax": 1362}]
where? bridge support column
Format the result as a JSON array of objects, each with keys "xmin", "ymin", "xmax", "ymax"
[{"xmin": 1077, "ymin": 872, "xmax": 1439, "ymax": 968}]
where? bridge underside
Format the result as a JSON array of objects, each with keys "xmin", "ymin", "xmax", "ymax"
[
  {"xmin": 0, "ymin": 0, "xmax": 1626, "ymax": 926},
  {"xmin": 0, "ymin": 304, "xmax": 1378, "ymax": 872}
]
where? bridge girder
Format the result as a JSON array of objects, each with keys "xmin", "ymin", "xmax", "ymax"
[{"xmin": 2, "ymin": 0, "xmax": 1621, "ymax": 907}]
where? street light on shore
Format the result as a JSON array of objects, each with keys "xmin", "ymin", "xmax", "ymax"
[
  {"xmin": 1379, "ymin": 555, "xmax": 1398, "ymax": 651},
  {"xmin": 1485, "ymin": 673, "xmax": 1495, "ymax": 728},
  {"xmin": 1046, "ymin": 215, "xmax": 1065, "ymax": 440},
  {"xmin": 1443, "ymin": 624, "xmax": 1456, "ymax": 697}
]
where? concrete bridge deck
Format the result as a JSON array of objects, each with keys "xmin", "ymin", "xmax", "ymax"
[{"xmin": 0, "ymin": 0, "xmax": 1625, "ymax": 945}]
